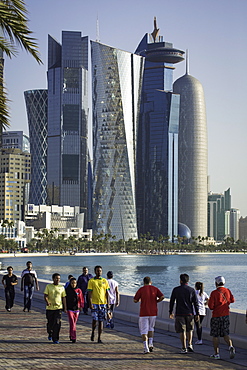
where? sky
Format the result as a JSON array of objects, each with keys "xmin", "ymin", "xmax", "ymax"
[{"xmin": 4, "ymin": 0, "xmax": 247, "ymax": 216}]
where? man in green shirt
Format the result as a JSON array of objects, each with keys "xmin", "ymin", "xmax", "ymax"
[{"xmin": 44, "ymin": 273, "xmax": 67, "ymax": 344}]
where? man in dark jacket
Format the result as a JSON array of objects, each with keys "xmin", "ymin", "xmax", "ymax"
[
  {"xmin": 77, "ymin": 267, "xmax": 93, "ymax": 314},
  {"xmin": 169, "ymin": 273, "xmax": 199, "ymax": 353}
]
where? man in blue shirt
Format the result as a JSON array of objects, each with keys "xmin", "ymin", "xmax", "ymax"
[{"xmin": 77, "ymin": 267, "xmax": 93, "ymax": 314}]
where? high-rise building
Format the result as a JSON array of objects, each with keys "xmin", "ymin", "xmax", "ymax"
[
  {"xmin": 47, "ymin": 31, "xmax": 88, "ymax": 224},
  {"xmin": 239, "ymin": 216, "xmax": 247, "ymax": 241},
  {"xmin": 2, "ymin": 131, "xmax": 30, "ymax": 152},
  {"xmin": 208, "ymin": 188, "xmax": 231, "ymax": 241},
  {"xmin": 173, "ymin": 64, "xmax": 208, "ymax": 239},
  {"xmin": 135, "ymin": 19, "xmax": 184, "ymax": 239},
  {"xmin": 24, "ymin": 89, "xmax": 48, "ymax": 205},
  {"xmin": 91, "ymin": 40, "xmax": 144, "ymax": 240},
  {"xmin": 230, "ymin": 208, "xmax": 240, "ymax": 241},
  {"xmin": 0, "ymin": 148, "xmax": 31, "ymax": 222}
]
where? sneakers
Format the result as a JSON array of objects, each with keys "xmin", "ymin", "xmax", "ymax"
[
  {"xmin": 53, "ymin": 340, "xmax": 59, "ymax": 344},
  {"xmin": 7, "ymin": 308, "xmax": 11, "ymax": 312},
  {"xmin": 149, "ymin": 346, "xmax": 154, "ymax": 352},
  {"xmin": 229, "ymin": 346, "xmax": 235, "ymax": 359},
  {"xmin": 180, "ymin": 348, "xmax": 188, "ymax": 354},
  {"xmin": 143, "ymin": 348, "xmax": 150, "ymax": 354},
  {"xmin": 210, "ymin": 354, "xmax": 220, "ymax": 360},
  {"xmin": 187, "ymin": 345, "xmax": 194, "ymax": 352},
  {"xmin": 48, "ymin": 335, "xmax": 52, "ymax": 341},
  {"xmin": 105, "ymin": 322, "xmax": 110, "ymax": 328},
  {"xmin": 195, "ymin": 339, "xmax": 203, "ymax": 345},
  {"xmin": 110, "ymin": 319, "xmax": 114, "ymax": 329}
]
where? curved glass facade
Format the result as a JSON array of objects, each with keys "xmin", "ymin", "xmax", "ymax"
[
  {"xmin": 173, "ymin": 73, "xmax": 208, "ymax": 238},
  {"xmin": 24, "ymin": 89, "xmax": 48, "ymax": 205},
  {"xmin": 91, "ymin": 41, "xmax": 144, "ymax": 240}
]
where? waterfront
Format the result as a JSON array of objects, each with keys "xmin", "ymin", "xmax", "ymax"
[{"xmin": 0, "ymin": 253, "xmax": 246, "ymax": 310}]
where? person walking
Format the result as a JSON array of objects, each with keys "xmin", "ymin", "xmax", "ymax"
[
  {"xmin": 87, "ymin": 265, "xmax": 110, "ymax": 343},
  {"xmin": 65, "ymin": 278, "xmax": 84, "ymax": 343},
  {"xmin": 208, "ymin": 276, "xmax": 235, "ymax": 360},
  {"xmin": 106, "ymin": 271, "xmax": 120, "ymax": 328},
  {"xmin": 194, "ymin": 282, "xmax": 209, "ymax": 345},
  {"xmin": 2, "ymin": 266, "xmax": 18, "ymax": 312},
  {"xmin": 64, "ymin": 275, "xmax": 74, "ymax": 289},
  {"xmin": 44, "ymin": 273, "xmax": 67, "ymax": 344},
  {"xmin": 134, "ymin": 276, "xmax": 164, "ymax": 354},
  {"xmin": 169, "ymin": 273, "xmax": 199, "ymax": 353},
  {"xmin": 21, "ymin": 261, "xmax": 39, "ymax": 312},
  {"xmin": 77, "ymin": 267, "xmax": 93, "ymax": 314}
]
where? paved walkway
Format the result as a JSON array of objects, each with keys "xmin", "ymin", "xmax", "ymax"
[{"xmin": 0, "ymin": 289, "xmax": 246, "ymax": 369}]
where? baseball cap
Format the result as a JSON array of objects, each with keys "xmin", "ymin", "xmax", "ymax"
[{"xmin": 215, "ymin": 276, "xmax": 225, "ymax": 285}]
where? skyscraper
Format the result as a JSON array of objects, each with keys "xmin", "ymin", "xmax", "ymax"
[
  {"xmin": 91, "ymin": 40, "xmax": 144, "ymax": 240},
  {"xmin": 135, "ymin": 19, "xmax": 184, "ymax": 239},
  {"xmin": 173, "ymin": 64, "xmax": 208, "ymax": 239},
  {"xmin": 24, "ymin": 89, "xmax": 48, "ymax": 205},
  {"xmin": 47, "ymin": 31, "xmax": 88, "ymax": 224},
  {"xmin": 208, "ymin": 188, "xmax": 231, "ymax": 241}
]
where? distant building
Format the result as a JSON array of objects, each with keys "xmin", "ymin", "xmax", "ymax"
[
  {"xmin": 91, "ymin": 40, "xmax": 144, "ymax": 240},
  {"xmin": 135, "ymin": 20, "xmax": 184, "ymax": 240},
  {"xmin": 0, "ymin": 148, "xmax": 31, "ymax": 222},
  {"xmin": 0, "ymin": 220, "xmax": 26, "ymax": 248},
  {"xmin": 2, "ymin": 131, "xmax": 30, "ymax": 152},
  {"xmin": 239, "ymin": 216, "xmax": 247, "ymax": 241},
  {"xmin": 208, "ymin": 188, "xmax": 231, "ymax": 241},
  {"xmin": 230, "ymin": 208, "xmax": 240, "ymax": 241},
  {"xmin": 24, "ymin": 89, "xmax": 48, "ymax": 205},
  {"xmin": 47, "ymin": 31, "xmax": 89, "ymax": 226},
  {"xmin": 173, "ymin": 63, "xmax": 208, "ymax": 239}
]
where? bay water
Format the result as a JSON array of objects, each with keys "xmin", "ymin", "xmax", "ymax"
[{"xmin": 1, "ymin": 253, "xmax": 246, "ymax": 310}]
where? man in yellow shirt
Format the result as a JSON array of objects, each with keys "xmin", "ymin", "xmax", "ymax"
[
  {"xmin": 87, "ymin": 265, "xmax": 110, "ymax": 343},
  {"xmin": 44, "ymin": 273, "xmax": 67, "ymax": 344}
]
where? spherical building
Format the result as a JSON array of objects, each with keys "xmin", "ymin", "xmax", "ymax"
[{"xmin": 173, "ymin": 72, "xmax": 208, "ymax": 238}]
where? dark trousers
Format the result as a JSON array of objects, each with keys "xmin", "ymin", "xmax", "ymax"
[
  {"xmin": 24, "ymin": 285, "xmax": 34, "ymax": 311},
  {"xmin": 5, "ymin": 288, "xmax": 15, "ymax": 310},
  {"xmin": 195, "ymin": 315, "xmax": 205, "ymax": 340},
  {"xmin": 83, "ymin": 292, "xmax": 89, "ymax": 313},
  {"xmin": 46, "ymin": 309, "xmax": 62, "ymax": 342}
]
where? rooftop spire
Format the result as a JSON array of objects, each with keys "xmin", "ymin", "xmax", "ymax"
[
  {"xmin": 96, "ymin": 14, "xmax": 100, "ymax": 42},
  {"xmin": 151, "ymin": 17, "xmax": 160, "ymax": 43},
  {"xmin": 186, "ymin": 49, "xmax": 189, "ymax": 75}
]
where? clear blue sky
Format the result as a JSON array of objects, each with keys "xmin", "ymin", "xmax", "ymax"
[{"xmin": 5, "ymin": 0, "xmax": 247, "ymax": 215}]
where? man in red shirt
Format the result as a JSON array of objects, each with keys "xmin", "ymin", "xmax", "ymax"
[
  {"xmin": 208, "ymin": 276, "xmax": 235, "ymax": 360},
  {"xmin": 134, "ymin": 276, "xmax": 164, "ymax": 354}
]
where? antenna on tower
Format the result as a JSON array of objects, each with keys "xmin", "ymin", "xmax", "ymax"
[
  {"xmin": 96, "ymin": 14, "xmax": 100, "ymax": 42},
  {"xmin": 186, "ymin": 49, "xmax": 189, "ymax": 75}
]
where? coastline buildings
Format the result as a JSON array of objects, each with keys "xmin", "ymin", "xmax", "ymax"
[
  {"xmin": 173, "ymin": 64, "xmax": 208, "ymax": 239},
  {"xmin": 135, "ymin": 20, "xmax": 184, "ymax": 239},
  {"xmin": 24, "ymin": 90, "xmax": 48, "ymax": 205},
  {"xmin": 91, "ymin": 40, "xmax": 144, "ymax": 240},
  {"xmin": 208, "ymin": 188, "xmax": 231, "ymax": 241},
  {"xmin": 47, "ymin": 31, "xmax": 89, "ymax": 226}
]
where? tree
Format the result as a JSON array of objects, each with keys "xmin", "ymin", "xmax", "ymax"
[{"xmin": 0, "ymin": 0, "xmax": 42, "ymax": 129}]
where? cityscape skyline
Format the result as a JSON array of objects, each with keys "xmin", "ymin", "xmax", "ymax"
[{"xmin": 4, "ymin": 0, "xmax": 247, "ymax": 216}]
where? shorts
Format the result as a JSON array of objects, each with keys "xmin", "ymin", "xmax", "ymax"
[
  {"xmin": 91, "ymin": 304, "xmax": 106, "ymax": 321},
  {"xmin": 175, "ymin": 315, "xmax": 194, "ymax": 333},
  {"xmin": 139, "ymin": 316, "xmax": 156, "ymax": 335},
  {"xmin": 210, "ymin": 315, "xmax": 230, "ymax": 337}
]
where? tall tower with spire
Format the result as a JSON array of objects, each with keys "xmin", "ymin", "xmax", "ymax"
[
  {"xmin": 173, "ymin": 53, "xmax": 208, "ymax": 238},
  {"xmin": 135, "ymin": 18, "xmax": 184, "ymax": 239}
]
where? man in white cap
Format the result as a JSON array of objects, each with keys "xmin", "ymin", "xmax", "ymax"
[{"xmin": 208, "ymin": 276, "xmax": 235, "ymax": 360}]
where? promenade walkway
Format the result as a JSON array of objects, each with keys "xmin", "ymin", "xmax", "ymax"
[{"xmin": 0, "ymin": 289, "xmax": 246, "ymax": 369}]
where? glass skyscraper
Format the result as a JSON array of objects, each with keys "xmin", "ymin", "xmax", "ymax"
[
  {"xmin": 24, "ymin": 89, "xmax": 48, "ymax": 205},
  {"xmin": 135, "ymin": 24, "xmax": 184, "ymax": 239},
  {"xmin": 91, "ymin": 41, "xmax": 144, "ymax": 240},
  {"xmin": 47, "ymin": 31, "xmax": 88, "ymax": 223}
]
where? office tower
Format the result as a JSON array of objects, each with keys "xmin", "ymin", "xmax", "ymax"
[
  {"xmin": 239, "ymin": 216, "xmax": 247, "ymax": 241},
  {"xmin": 230, "ymin": 208, "xmax": 240, "ymax": 241},
  {"xmin": 2, "ymin": 131, "xmax": 30, "ymax": 152},
  {"xmin": 91, "ymin": 40, "xmax": 144, "ymax": 240},
  {"xmin": 173, "ymin": 63, "xmax": 208, "ymax": 239},
  {"xmin": 135, "ymin": 19, "xmax": 184, "ymax": 239},
  {"xmin": 208, "ymin": 188, "xmax": 231, "ymax": 241},
  {"xmin": 47, "ymin": 31, "xmax": 88, "ymax": 223},
  {"xmin": 0, "ymin": 148, "xmax": 31, "ymax": 222},
  {"xmin": 24, "ymin": 89, "xmax": 48, "ymax": 205}
]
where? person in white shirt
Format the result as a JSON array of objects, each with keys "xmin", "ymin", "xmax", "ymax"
[
  {"xmin": 106, "ymin": 271, "xmax": 120, "ymax": 328},
  {"xmin": 194, "ymin": 281, "xmax": 209, "ymax": 344}
]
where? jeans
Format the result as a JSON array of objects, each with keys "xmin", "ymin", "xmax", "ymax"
[
  {"xmin": 46, "ymin": 309, "xmax": 62, "ymax": 342},
  {"xmin": 5, "ymin": 288, "xmax": 15, "ymax": 310},
  {"xmin": 24, "ymin": 285, "xmax": 34, "ymax": 311}
]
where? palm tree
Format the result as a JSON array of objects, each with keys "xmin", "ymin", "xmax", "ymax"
[{"xmin": 0, "ymin": 0, "xmax": 42, "ymax": 130}]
